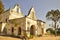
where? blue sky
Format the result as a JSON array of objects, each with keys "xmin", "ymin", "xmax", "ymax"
[{"xmin": 2, "ymin": 0, "xmax": 60, "ymax": 28}]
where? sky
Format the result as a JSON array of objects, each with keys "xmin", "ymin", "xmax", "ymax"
[{"xmin": 2, "ymin": 0, "xmax": 60, "ymax": 28}]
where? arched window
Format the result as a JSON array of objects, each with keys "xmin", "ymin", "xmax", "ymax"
[
  {"xmin": 18, "ymin": 27, "xmax": 21, "ymax": 35},
  {"xmin": 12, "ymin": 27, "xmax": 14, "ymax": 34}
]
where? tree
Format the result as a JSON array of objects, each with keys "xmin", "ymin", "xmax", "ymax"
[
  {"xmin": 46, "ymin": 9, "xmax": 60, "ymax": 36},
  {"xmin": 0, "ymin": 0, "xmax": 4, "ymax": 14}
]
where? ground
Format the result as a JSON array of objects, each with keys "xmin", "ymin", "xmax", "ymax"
[
  {"xmin": 0, "ymin": 36, "xmax": 60, "ymax": 40},
  {"xmin": 0, "ymin": 36, "xmax": 20, "ymax": 40},
  {"xmin": 30, "ymin": 36, "xmax": 60, "ymax": 40}
]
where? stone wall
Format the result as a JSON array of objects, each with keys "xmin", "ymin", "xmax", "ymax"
[
  {"xmin": 26, "ymin": 17, "xmax": 38, "ymax": 36},
  {"xmin": 6, "ymin": 17, "xmax": 26, "ymax": 36}
]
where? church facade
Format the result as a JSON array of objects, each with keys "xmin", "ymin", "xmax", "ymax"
[{"xmin": 0, "ymin": 4, "xmax": 46, "ymax": 37}]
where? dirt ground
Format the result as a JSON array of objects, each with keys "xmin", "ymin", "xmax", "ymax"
[
  {"xmin": 0, "ymin": 36, "xmax": 21, "ymax": 40},
  {"xmin": 0, "ymin": 36, "xmax": 60, "ymax": 40},
  {"xmin": 30, "ymin": 36, "xmax": 60, "ymax": 40}
]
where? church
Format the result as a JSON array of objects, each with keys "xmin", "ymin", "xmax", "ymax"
[{"xmin": 0, "ymin": 4, "xmax": 46, "ymax": 37}]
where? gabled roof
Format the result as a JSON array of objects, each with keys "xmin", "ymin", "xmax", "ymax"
[
  {"xmin": 37, "ymin": 19, "xmax": 46, "ymax": 23},
  {"xmin": 27, "ymin": 7, "xmax": 37, "ymax": 20}
]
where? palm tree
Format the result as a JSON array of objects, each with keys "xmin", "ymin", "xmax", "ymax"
[{"xmin": 46, "ymin": 9, "xmax": 60, "ymax": 36}]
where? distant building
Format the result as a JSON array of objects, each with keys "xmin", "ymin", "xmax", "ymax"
[{"xmin": 0, "ymin": 4, "xmax": 46, "ymax": 37}]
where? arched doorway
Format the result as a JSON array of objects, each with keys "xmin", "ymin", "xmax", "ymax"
[
  {"xmin": 30, "ymin": 25, "xmax": 35, "ymax": 35},
  {"xmin": 18, "ymin": 27, "xmax": 21, "ymax": 35},
  {"xmin": 11, "ymin": 27, "xmax": 14, "ymax": 34}
]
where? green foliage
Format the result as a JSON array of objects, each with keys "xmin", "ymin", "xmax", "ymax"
[
  {"xmin": 57, "ymin": 28, "xmax": 60, "ymax": 35},
  {"xmin": 46, "ymin": 28, "xmax": 60, "ymax": 35},
  {"xmin": 0, "ymin": 0, "xmax": 4, "ymax": 14},
  {"xmin": 57, "ymin": 30, "xmax": 60, "ymax": 34},
  {"xmin": 46, "ymin": 28, "xmax": 55, "ymax": 34}
]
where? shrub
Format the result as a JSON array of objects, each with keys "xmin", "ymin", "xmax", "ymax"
[
  {"xmin": 28, "ymin": 35, "xmax": 34, "ymax": 39},
  {"xmin": 46, "ymin": 28, "xmax": 55, "ymax": 35},
  {"xmin": 37, "ymin": 34, "xmax": 42, "ymax": 37}
]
